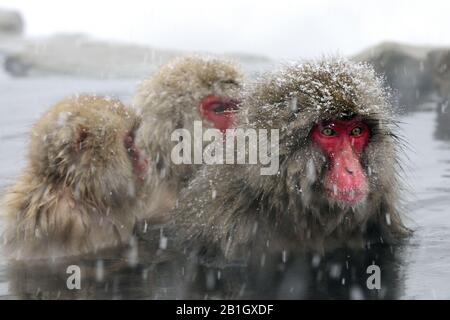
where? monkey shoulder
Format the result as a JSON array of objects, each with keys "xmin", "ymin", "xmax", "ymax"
[{"xmin": 172, "ymin": 165, "xmax": 264, "ymax": 257}]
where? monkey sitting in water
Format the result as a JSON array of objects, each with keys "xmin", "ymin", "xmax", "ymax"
[
  {"xmin": 173, "ymin": 58, "xmax": 411, "ymax": 261},
  {"xmin": 1, "ymin": 95, "xmax": 148, "ymax": 259},
  {"xmin": 133, "ymin": 55, "xmax": 244, "ymax": 220}
]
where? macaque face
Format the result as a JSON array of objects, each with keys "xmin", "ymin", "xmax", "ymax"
[
  {"xmin": 124, "ymin": 132, "xmax": 149, "ymax": 182},
  {"xmin": 199, "ymin": 95, "xmax": 239, "ymax": 132},
  {"xmin": 311, "ymin": 118, "xmax": 370, "ymax": 204}
]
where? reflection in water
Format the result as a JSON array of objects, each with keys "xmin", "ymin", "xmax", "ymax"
[
  {"xmin": 435, "ymin": 98, "xmax": 450, "ymax": 141},
  {"xmin": 185, "ymin": 244, "xmax": 404, "ymax": 299},
  {"xmin": 401, "ymin": 109, "xmax": 450, "ymax": 299},
  {"xmin": 4, "ymin": 238, "xmax": 184, "ymax": 299},
  {"xmin": 2, "ymin": 226, "xmax": 405, "ymax": 300}
]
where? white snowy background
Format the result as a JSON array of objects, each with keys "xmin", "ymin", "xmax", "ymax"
[{"xmin": 2, "ymin": 0, "xmax": 450, "ymax": 59}]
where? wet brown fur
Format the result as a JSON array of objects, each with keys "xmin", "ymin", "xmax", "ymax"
[
  {"xmin": 133, "ymin": 55, "xmax": 244, "ymax": 219},
  {"xmin": 1, "ymin": 95, "xmax": 142, "ymax": 259}
]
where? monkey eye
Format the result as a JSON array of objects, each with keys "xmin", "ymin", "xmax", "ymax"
[
  {"xmin": 124, "ymin": 133, "xmax": 136, "ymax": 156},
  {"xmin": 321, "ymin": 127, "xmax": 336, "ymax": 136},
  {"xmin": 211, "ymin": 102, "xmax": 226, "ymax": 113},
  {"xmin": 211, "ymin": 102, "xmax": 237, "ymax": 114},
  {"xmin": 350, "ymin": 127, "xmax": 363, "ymax": 136},
  {"xmin": 221, "ymin": 79, "xmax": 238, "ymax": 86},
  {"xmin": 200, "ymin": 95, "xmax": 239, "ymax": 118}
]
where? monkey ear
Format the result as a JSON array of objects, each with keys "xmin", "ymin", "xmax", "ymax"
[{"xmin": 74, "ymin": 126, "xmax": 89, "ymax": 152}]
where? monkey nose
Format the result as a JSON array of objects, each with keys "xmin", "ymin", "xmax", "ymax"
[{"xmin": 345, "ymin": 167, "xmax": 354, "ymax": 175}]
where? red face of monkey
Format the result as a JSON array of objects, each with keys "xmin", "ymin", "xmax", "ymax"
[
  {"xmin": 124, "ymin": 133, "xmax": 149, "ymax": 182},
  {"xmin": 311, "ymin": 118, "xmax": 370, "ymax": 204},
  {"xmin": 199, "ymin": 95, "xmax": 239, "ymax": 132}
]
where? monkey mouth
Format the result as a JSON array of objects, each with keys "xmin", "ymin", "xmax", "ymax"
[{"xmin": 326, "ymin": 188, "xmax": 367, "ymax": 204}]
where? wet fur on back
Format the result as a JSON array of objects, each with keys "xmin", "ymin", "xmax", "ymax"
[{"xmin": 1, "ymin": 95, "xmax": 142, "ymax": 259}]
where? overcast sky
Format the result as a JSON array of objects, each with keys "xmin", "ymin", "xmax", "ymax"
[{"xmin": 1, "ymin": 0, "xmax": 450, "ymax": 59}]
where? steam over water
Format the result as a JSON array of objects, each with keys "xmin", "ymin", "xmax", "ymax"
[{"xmin": 0, "ymin": 72, "xmax": 450, "ymax": 299}]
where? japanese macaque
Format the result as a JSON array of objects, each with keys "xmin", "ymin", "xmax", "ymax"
[
  {"xmin": 1, "ymin": 95, "xmax": 148, "ymax": 259},
  {"xmin": 132, "ymin": 55, "xmax": 244, "ymax": 219},
  {"xmin": 173, "ymin": 58, "xmax": 411, "ymax": 261}
]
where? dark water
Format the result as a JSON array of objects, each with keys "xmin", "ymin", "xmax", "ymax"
[{"xmin": 0, "ymin": 73, "xmax": 449, "ymax": 299}]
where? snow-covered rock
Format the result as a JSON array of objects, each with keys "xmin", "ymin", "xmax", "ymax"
[
  {"xmin": 355, "ymin": 43, "xmax": 450, "ymax": 137},
  {"xmin": 353, "ymin": 42, "xmax": 435, "ymax": 112},
  {"xmin": 0, "ymin": 33, "xmax": 273, "ymax": 79}
]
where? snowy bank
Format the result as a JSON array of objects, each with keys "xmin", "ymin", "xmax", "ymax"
[{"xmin": 0, "ymin": 33, "xmax": 273, "ymax": 79}]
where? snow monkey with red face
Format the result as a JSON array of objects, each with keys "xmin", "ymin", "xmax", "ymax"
[
  {"xmin": 1, "ymin": 95, "xmax": 148, "ymax": 259},
  {"xmin": 173, "ymin": 58, "xmax": 411, "ymax": 261},
  {"xmin": 133, "ymin": 56, "xmax": 244, "ymax": 220}
]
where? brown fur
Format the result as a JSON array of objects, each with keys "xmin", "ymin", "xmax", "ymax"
[
  {"xmin": 133, "ymin": 55, "xmax": 244, "ymax": 219},
  {"xmin": 1, "ymin": 95, "xmax": 143, "ymax": 259},
  {"xmin": 173, "ymin": 58, "xmax": 411, "ymax": 261}
]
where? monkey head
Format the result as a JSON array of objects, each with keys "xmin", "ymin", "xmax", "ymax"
[
  {"xmin": 29, "ymin": 95, "xmax": 149, "ymax": 207},
  {"xmin": 133, "ymin": 55, "xmax": 244, "ymax": 188},
  {"xmin": 133, "ymin": 55, "xmax": 244, "ymax": 140},
  {"xmin": 241, "ymin": 58, "xmax": 409, "ymax": 245}
]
